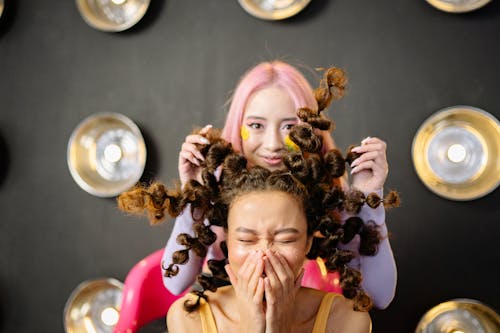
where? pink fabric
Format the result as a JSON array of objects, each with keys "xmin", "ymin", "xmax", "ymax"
[
  {"xmin": 113, "ymin": 249, "xmax": 187, "ymax": 333},
  {"xmin": 301, "ymin": 259, "xmax": 342, "ymax": 294}
]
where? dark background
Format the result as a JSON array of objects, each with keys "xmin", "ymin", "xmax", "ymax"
[{"xmin": 1, "ymin": 1, "xmax": 499, "ymax": 332}]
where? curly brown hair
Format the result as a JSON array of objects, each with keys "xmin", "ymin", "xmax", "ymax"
[{"xmin": 117, "ymin": 67, "xmax": 400, "ymax": 312}]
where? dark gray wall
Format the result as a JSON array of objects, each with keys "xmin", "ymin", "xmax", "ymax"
[{"xmin": 1, "ymin": 1, "xmax": 499, "ymax": 332}]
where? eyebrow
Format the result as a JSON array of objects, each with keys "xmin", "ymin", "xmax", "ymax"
[
  {"xmin": 244, "ymin": 116, "xmax": 298, "ymax": 122},
  {"xmin": 235, "ymin": 227, "xmax": 300, "ymax": 235}
]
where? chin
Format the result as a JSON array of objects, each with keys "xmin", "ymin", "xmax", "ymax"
[{"xmin": 262, "ymin": 163, "xmax": 285, "ymax": 171}]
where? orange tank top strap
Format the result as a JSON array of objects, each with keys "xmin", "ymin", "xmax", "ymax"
[
  {"xmin": 311, "ymin": 293, "xmax": 339, "ymax": 333},
  {"xmin": 199, "ymin": 296, "xmax": 218, "ymax": 333}
]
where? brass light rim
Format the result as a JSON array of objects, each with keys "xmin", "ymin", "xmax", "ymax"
[
  {"xmin": 412, "ymin": 105, "xmax": 500, "ymax": 201},
  {"xmin": 75, "ymin": 0, "xmax": 151, "ymax": 32},
  {"xmin": 0, "ymin": 0, "xmax": 4, "ymax": 19},
  {"xmin": 63, "ymin": 278, "xmax": 124, "ymax": 333},
  {"xmin": 67, "ymin": 112, "xmax": 146, "ymax": 198},
  {"xmin": 426, "ymin": 0, "xmax": 492, "ymax": 13},
  {"xmin": 415, "ymin": 298, "xmax": 500, "ymax": 333},
  {"xmin": 238, "ymin": 0, "xmax": 311, "ymax": 20}
]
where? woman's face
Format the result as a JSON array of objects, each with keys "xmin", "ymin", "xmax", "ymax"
[
  {"xmin": 227, "ymin": 191, "xmax": 312, "ymax": 278},
  {"xmin": 241, "ymin": 85, "xmax": 298, "ymax": 171}
]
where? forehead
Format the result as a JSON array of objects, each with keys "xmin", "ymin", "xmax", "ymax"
[
  {"xmin": 228, "ymin": 191, "xmax": 306, "ymax": 231},
  {"xmin": 244, "ymin": 85, "xmax": 297, "ymax": 119}
]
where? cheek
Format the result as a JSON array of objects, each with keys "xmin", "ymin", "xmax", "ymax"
[
  {"xmin": 227, "ymin": 243, "xmax": 250, "ymax": 272},
  {"xmin": 279, "ymin": 247, "xmax": 306, "ymax": 274}
]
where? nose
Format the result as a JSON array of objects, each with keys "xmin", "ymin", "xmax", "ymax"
[
  {"xmin": 257, "ymin": 240, "xmax": 273, "ymax": 252},
  {"xmin": 263, "ymin": 127, "xmax": 284, "ymax": 151}
]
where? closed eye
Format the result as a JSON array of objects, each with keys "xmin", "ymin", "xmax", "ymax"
[
  {"xmin": 238, "ymin": 239, "xmax": 255, "ymax": 243},
  {"xmin": 277, "ymin": 239, "xmax": 297, "ymax": 244}
]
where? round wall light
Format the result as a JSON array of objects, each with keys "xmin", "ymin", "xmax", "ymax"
[
  {"xmin": 238, "ymin": 0, "xmax": 311, "ymax": 20},
  {"xmin": 415, "ymin": 298, "xmax": 500, "ymax": 333},
  {"xmin": 64, "ymin": 278, "xmax": 124, "ymax": 333},
  {"xmin": 412, "ymin": 106, "xmax": 499, "ymax": 200},
  {"xmin": 67, "ymin": 113, "xmax": 146, "ymax": 197},
  {"xmin": 426, "ymin": 0, "xmax": 492, "ymax": 13},
  {"xmin": 75, "ymin": 0, "xmax": 150, "ymax": 32}
]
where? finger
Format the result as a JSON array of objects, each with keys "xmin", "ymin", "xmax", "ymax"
[
  {"xmin": 253, "ymin": 277, "xmax": 265, "ymax": 304},
  {"xmin": 266, "ymin": 251, "xmax": 290, "ymax": 284},
  {"xmin": 248, "ymin": 256, "xmax": 265, "ymax": 295},
  {"xmin": 265, "ymin": 252, "xmax": 291, "ymax": 296},
  {"xmin": 274, "ymin": 252, "xmax": 295, "ymax": 291},
  {"xmin": 237, "ymin": 251, "xmax": 256, "ymax": 281},
  {"xmin": 239, "ymin": 251, "xmax": 263, "ymax": 294},
  {"xmin": 361, "ymin": 136, "xmax": 372, "ymax": 145},
  {"xmin": 263, "ymin": 254, "xmax": 279, "ymax": 288},
  {"xmin": 350, "ymin": 151, "xmax": 380, "ymax": 167},
  {"xmin": 198, "ymin": 124, "xmax": 213, "ymax": 135},
  {"xmin": 181, "ymin": 142, "xmax": 205, "ymax": 161},
  {"xmin": 264, "ymin": 277, "xmax": 276, "ymax": 306},
  {"xmin": 351, "ymin": 160, "xmax": 376, "ymax": 174},
  {"xmin": 185, "ymin": 133, "xmax": 210, "ymax": 146},
  {"xmin": 179, "ymin": 150, "xmax": 201, "ymax": 166},
  {"xmin": 351, "ymin": 142, "xmax": 386, "ymax": 156},
  {"xmin": 361, "ymin": 136, "xmax": 385, "ymax": 146}
]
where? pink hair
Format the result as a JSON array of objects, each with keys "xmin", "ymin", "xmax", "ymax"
[{"xmin": 221, "ymin": 61, "xmax": 336, "ymax": 154}]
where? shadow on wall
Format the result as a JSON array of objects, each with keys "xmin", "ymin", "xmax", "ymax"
[
  {"xmin": 0, "ymin": 276, "xmax": 7, "ymax": 332},
  {"xmin": 101, "ymin": 123, "xmax": 159, "ymax": 205},
  {"xmin": 0, "ymin": 0, "xmax": 17, "ymax": 39},
  {"xmin": 294, "ymin": 0, "xmax": 332, "ymax": 22},
  {"xmin": 0, "ymin": 130, "xmax": 9, "ymax": 188},
  {"xmin": 137, "ymin": 124, "xmax": 160, "ymax": 185}
]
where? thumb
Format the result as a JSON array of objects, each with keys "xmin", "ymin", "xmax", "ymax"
[
  {"xmin": 225, "ymin": 264, "xmax": 238, "ymax": 286},
  {"xmin": 294, "ymin": 268, "xmax": 305, "ymax": 291}
]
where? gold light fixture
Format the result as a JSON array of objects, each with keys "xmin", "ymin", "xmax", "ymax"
[
  {"xmin": 415, "ymin": 299, "xmax": 500, "ymax": 333},
  {"xmin": 238, "ymin": 0, "xmax": 311, "ymax": 20},
  {"xmin": 64, "ymin": 278, "xmax": 124, "ymax": 333},
  {"xmin": 75, "ymin": 0, "xmax": 150, "ymax": 32},
  {"xmin": 0, "ymin": 0, "xmax": 4, "ymax": 19},
  {"xmin": 426, "ymin": 0, "xmax": 492, "ymax": 13},
  {"xmin": 67, "ymin": 113, "xmax": 146, "ymax": 198},
  {"xmin": 412, "ymin": 106, "xmax": 500, "ymax": 201}
]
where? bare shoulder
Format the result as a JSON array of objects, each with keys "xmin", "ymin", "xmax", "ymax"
[
  {"xmin": 326, "ymin": 296, "xmax": 372, "ymax": 333},
  {"xmin": 166, "ymin": 294, "xmax": 202, "ymax": 332}
]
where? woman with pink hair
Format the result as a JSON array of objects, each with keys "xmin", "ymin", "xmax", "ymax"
[{"xmin": 162, "ymin": 61, "xmax": 396, "ymax": 310}]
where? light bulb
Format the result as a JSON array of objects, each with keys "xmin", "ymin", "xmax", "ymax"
[
  {"xmin": 447, "ymin": 144, "xmax": 466, "ymax": 163},
  {"xmin": 104, "ymin": 144, "xmax": 122, "ymax": 163},
  {"xmin": 101, "ymin": 307, "xmax": 119, "ymax": 326}
]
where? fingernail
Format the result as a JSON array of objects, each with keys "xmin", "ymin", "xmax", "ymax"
[
  {"xmin": 200, "ymin": 137, "xmax": 209, "ymax": 144},
  {"xmin": 361, "ymin": 136, "xmax": 371, "ymax": 144}
]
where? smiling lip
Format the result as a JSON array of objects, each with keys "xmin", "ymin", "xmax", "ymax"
[{"xmin": 262, "ymin": 156, "xmax": 283, "ymax": 166}]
